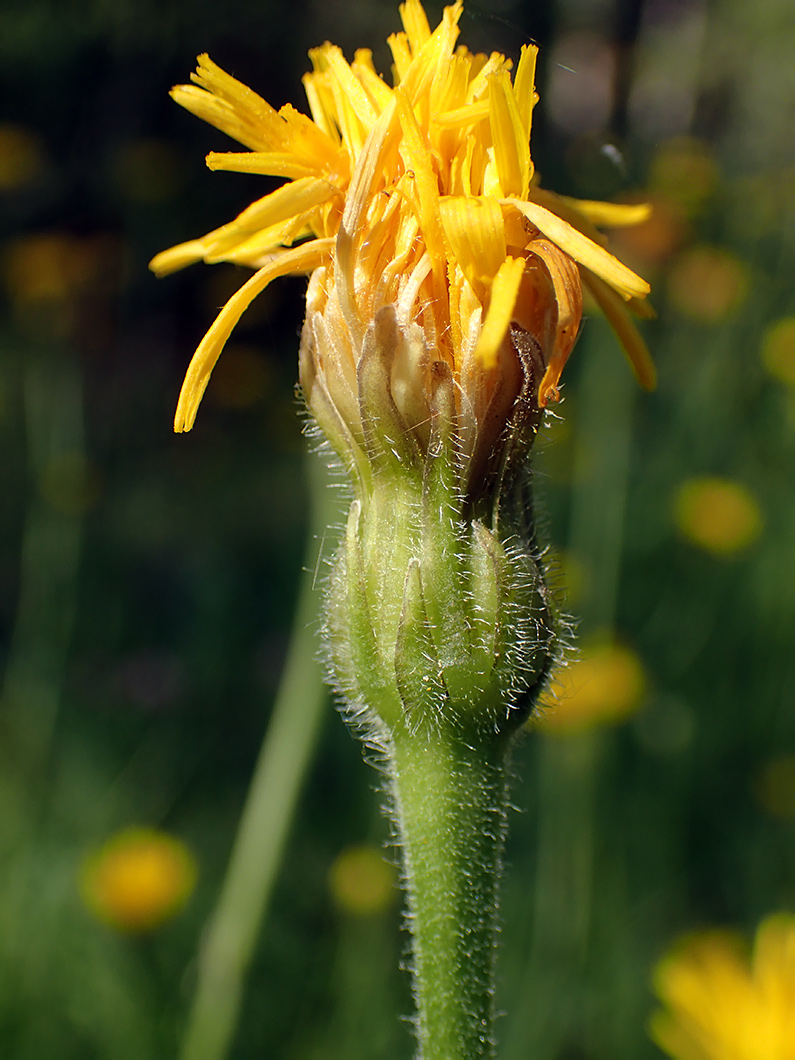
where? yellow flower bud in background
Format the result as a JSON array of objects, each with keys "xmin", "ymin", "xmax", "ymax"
[
  {"xmin": 667, "ymin": 246, "xmax": 747, "ymax": 324},
  {"xmin": 753, "ymin": 753, "xmax": 795, "ymax": 820},
  {"xmin": 673, "ymin": 477, "xmax": 762, "ymax": 556},
  {"xmin": 535, "ymin": 642, "xmax": 646, "ymax": 736},
  {"xmin": 328, "ymin": 844, "xmax": 397, "ymax": 917},
  {"xmin": 80, "ymin": 827, "xmax": 197, "ymax": 933},
  {"xmin": 0, "ymin": 123, "xmax": 46, "ymax": 191},
  {"xmin": 761, "ymin": 317, "xmax": 795, "ymax": 388}
]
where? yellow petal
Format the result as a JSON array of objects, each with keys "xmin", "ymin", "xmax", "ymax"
[
  {"xmin": 301, "ymin": 70, "xmax": 338, "ymax": 142},
  {"xmin": 474, "ymin": 256, "xmax": 525, "ymax": 369},
  {"xmin": 513, "ymin": 45, "xmax": 538, "ymax": 142},
  {"xmin": 309, "ymin": 45, "xmax": 374, "ymax": 159},
  {"xmin": 628, "ymin": 294, "xmax": 657, "ymax": 320},
  {"xmin": 336, "ymin": 103, "xmax": 398, "ymax": 342},
  {"xmin": 387, "ymin": 32, "xmax": 413, "ymax": 84},
  {"xmin": 205, "ymin": 151, "xmax": 320, "ymax": 179},
  {"xmin": 149, "ymin": 239, "xmax": 211, "ymax": 277},
  {"xmin": 560, "ymin": 197, "xmax": 653, "ymax": 228},
  {"xmin": 399, "ymin": 0, "xmax": 432, "ymax": 52},
  {"xmin": 488, "ymin": 69, "xmax": 530, "ymax": 198},
  {"xmin": 526, "ymin": 186, "xmax": 607, "ymax": 245},
  {"xmin": 439, "ymin": 195, "xmax": 506, "ymax": 291},
  {"xmin": 395, "ymin": 88, "xmax": 447, "ymax": 288},
  {"xmin": 324, "ymin": 45, "xmax": 378, "ymax": 132},
  {"xmin": 209, "ymin": 215, "xmax": 315, "ymax": 266},
  {"xmin": 277, "ymin": 101, "xmax": 342, "ymax": 158},
  {"xmin": 183, "ymin": 55, "xmax": 287, "ymax": 150},
  {"xmin": 190, "ymin": 54, "xmax": 272, "ymax": 115},
  {"xmin": 435, "ymin": 99, "xmax": 490, "ymax": 129},
  {"xmin": 170, "ymin": 85, "xmax": 268, "ymax": 152},
  {"xmin": 580, "ymin": 267, "xmax": 657, "ymax": 390},
  {"xmin": 351, "ymin": 50, "xmax": 395, "ymax": 112},
  {"xmin": 398, "ymin": 0, "xmax": 462, "ymax": 103},
  {"xmin": 203, "ymin": 177, "xmax": 336, "ymax": 259},
  {"xmin": 503, "ymin": 197, "xmax": 651, "ymax": 300},
  {"xmin": 467, "ymin": 51, "xmax": 512, "ymax": 104},
  {"xmin": 431, "ymin": 50, "xmax": 472, "ymax": 116},
  {"xmin": 174, "ymin": 238, "xmax": 333, "ymax": 433},
  {"xmin": 529, "ymin": 240, "xmax": 582, "ymax": 406},
  {"xmin": 352, "ymin": 48, "xmax": 377, "ymax": 74}
]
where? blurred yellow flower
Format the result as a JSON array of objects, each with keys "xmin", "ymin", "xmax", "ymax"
[
  {"xmin": 648, "ymin": 137, "xmax": 719, "ymax": 218},
  {"xmin": 328, "ymin": 844, "xmax": 397, "ymax": 916},
  {"xmin": 610, "ymin": 195, "xmax": 687, "ymax": 270},
  {"xmin": 651, "ymin": 913, "xmax": 795, "ymax": 1060},
  {"xmin": 3, "ymin": 231, "xmax": 118, "ymax": 340},
  {"xmin": 80, "ymin": 826, "xmax": 197, "ymax": 933},
  {"xmin": 761, "ymin": 317, "xmax": 795, "ymax": 388},
  {"xmin": 667, "ymin": 246, "xmax": 747, "ymax": 323},
  {"xmin": 674, "ymin": 477, "xmax": 762, "ymax": 556},
  {"xmin": 535, "ymin": 642, "xmax": 646, "ymax": 736},
  {"xmin": 0, "ymin": 123, "xmax": 45, "ymax": 190},
  {"xmin": 754, "ymin": 754, "xmax": 795, "ymax": 820},
  {"xmin": 4, "ymin": 233, "xmax": 92, "ymax": 306},
  {"xmin": 151, "ymin": 0, "xmax": 654, "ymax": 438}
]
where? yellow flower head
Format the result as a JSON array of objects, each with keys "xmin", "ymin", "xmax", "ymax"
[
  {"xmin": 535, "ymin": 642, "xmax": 646, "ymax": 736},
  {"xmin": 80, "ymin": 826, "xmax": 198, "ymax": 933},
  {"xmin": 650, "ymin": 913, "xmax": 795, "ymax": 1060},
  {"xmin": 151, "ymin": 0, "xmax": 653, "ymax": 490},
  {"xmin": 328, "ymin": 843, "xmax": 397, "ymax": 916},
  {"xmin": 674, "ymin": 477, "xmax": 763, "ymax": 556}
]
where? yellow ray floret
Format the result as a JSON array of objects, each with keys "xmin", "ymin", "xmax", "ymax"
[
  {"xmin": 174, "ymin": 239, "xmax": 332, "ymax": 432},
  {"xmin": 474, "ymin": 257, "xmax": 526, "ymax": 368},
  {"xmin": 151, "ymin": 0, "xmax": 654, "ymax": 432}
]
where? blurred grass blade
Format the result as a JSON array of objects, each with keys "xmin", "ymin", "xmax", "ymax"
[
  {"xmin": 2, "ymin": 347, "xmax": 85, "ymax": 771},
  {"xmin": 179, "ymin": 455, "xmax": 337, "ymax": 1060}
]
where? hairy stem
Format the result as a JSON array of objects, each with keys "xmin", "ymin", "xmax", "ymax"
[{"xmin": 389, "ymin": 723, "xmax": 511, "ymax": 1060}]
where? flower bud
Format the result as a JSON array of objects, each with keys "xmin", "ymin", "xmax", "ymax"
[{"xmin": 320, "ymin": 300, "xmax": 557, "ymax": 736}]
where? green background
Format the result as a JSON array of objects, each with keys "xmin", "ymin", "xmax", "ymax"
[{"xmin": 1, "ymin": 0, "xmax": 794, "ymax": 1055}]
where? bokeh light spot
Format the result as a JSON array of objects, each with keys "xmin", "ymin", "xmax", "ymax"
[
  {"xmin": 4, "ymin": 233, "xmax": 82, "ymax": 306},
  {"xmin": 648, "ymin": 137, "xmax": 719, "ymax": 217},
  {"xmin": 546, "ymin": 547, "xmax": 588, "ymax": 609},
  {"xmin": 0, "ymin": 123, "xmax": 46, "ymax": 190},
  {"xmin": 536, "ymin": 643, "xmax": 647, "ymax": 736},
  {"xmin": 3, "ymin": 232, "xmax": 115, "ymax": 339},
  {"xmin": 753, "ymin": 753, "xmax": 795, "ymax": 819},
  {"xmin": 669, "ymin": 244, "xmax": 750, "ymax": 320},
  {"xmin": 674, "ymin": 477, "xmax": 762, "ymax": 555},
  {"xmin": 80, "ymin": 827, "xmax": 197, "ymax": 933},
  {"xmin": 667, "ymin": 246, "xmax": 748, "ymax": 323},
  {"xmin": 761, "ymin": 317, "xmax": 795, "ymax": 387},
  {"xmin": 610, "ymin": 197, "xmax": 688, "ymax": 270},
  {"xmin": 328, "ymin": 844, "xmax": 396, "ymax": 916}
]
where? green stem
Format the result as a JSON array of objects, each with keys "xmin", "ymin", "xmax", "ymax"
[
  {"xmin": 179, "ymin": 457, "xmax": 336, "ymax": 1060},
  {"xmin": 389, "ymin": 723, "xmax": 511, "ymax": 1060}
]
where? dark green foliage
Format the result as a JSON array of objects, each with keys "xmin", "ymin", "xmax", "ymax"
[{"xmin": 0, "ymin": 0, "xmax": 793, "ymax": 1056}]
